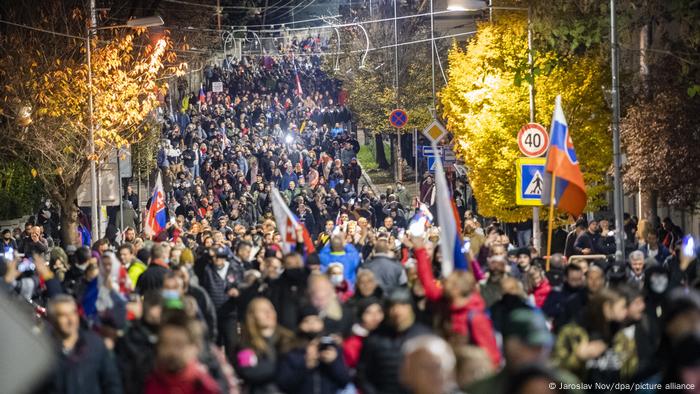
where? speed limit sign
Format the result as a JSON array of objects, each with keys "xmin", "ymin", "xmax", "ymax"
[{"xmin": 517, "ymin": 123, "xmax": 549, "ymax": 157}]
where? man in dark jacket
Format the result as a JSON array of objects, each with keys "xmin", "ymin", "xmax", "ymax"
[
  {"xmin": 199, "ymin": 246, "xmax": 245, "ymax": 355},
  {"xmin": 114, "ymin": 291, "xmax": 162, "ymax": 394},
  {"xmin": 265, "ymin": 252, "xmax": 309, "ymax": 330},
  {"xmin": 542, "ymin": 263, "xmax": 585, "ymax": 330},
  {"xmin": 44, "ymin": 295, "xmax": 122, "ymax": 394},
  {"xmin": 363, "ymin": 238, "xmax": 406, "ymax": 293},
  {"xmin": 135, "ymin": 244, "xmax": 170, "ymax": 295},
  {"xmin": 639, "ymin": 231, "xmax": 670, "ymax": 265},
  {"xmin": 574, "ymin": 219, "xmax": 599, "ymax": 256},
  {"xmin": 564, "ymin": 219, "xmax": 587, "ymax": 258},
  {"xmin": 356, "ymin": 288, "xmax": 431, "ymax": 394}
]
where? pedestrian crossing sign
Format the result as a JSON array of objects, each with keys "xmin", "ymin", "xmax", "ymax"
[{"xmin": 516, "ymin": 157, "xmax": 546, "ymax": 206}]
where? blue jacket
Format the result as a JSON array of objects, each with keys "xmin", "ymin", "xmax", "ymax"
[
  {"xmin": 639, "ymin": 243, "xmax": 670, "ymax": 264},
  {"xmin": 319, "ymin": 243, "xmax": 361, "ymax": 287}
]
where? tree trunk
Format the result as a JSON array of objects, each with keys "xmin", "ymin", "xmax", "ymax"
[
  {"xmin": 375, "ymin": 132, "xmax": 390, "ymax": 169},
  {"xmin": 640, "ymin": 189, "xmax": 658, "ymax": 222},
  {"xmin": 59, "ymin": 202, "xmax": 80, "ymax": 247}
]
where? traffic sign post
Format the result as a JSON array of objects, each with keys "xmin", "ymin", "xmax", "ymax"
[
  {"xmin": 515, "ymin": 157, "xmax": 546, "ymax": 206},
  {"xmin": 389, "ymin": 109, "xmax": 409, "ymax": 128},
  {"xmin": 517, "ymin": 123, "xmax": 549, "ymax": 157}
]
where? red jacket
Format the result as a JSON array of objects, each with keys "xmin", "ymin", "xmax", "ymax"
[
  {"xmin": 531, "ymin": 278, "xmax": 552, "ymax": 308},
  {"xmin": 144, "ymin": 361, "xmax": 221, "ymax": 394},
  {"xmin": 342, "ymin": 326, "xmax": 368, "ymax": 369},
  {"xmin": 415, "ymin": 247, "xmax": 501, "ymax": 367}
]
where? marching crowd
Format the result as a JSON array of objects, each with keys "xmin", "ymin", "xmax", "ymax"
[{"xmin": 2, "ymin": 46, "xmax": 700, "ymax": 394}]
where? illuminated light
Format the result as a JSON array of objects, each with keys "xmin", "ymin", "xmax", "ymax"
[
  {"xmin": 447, "ymin": 0, "xmax": 487, "ymax": 11},
  {"xmin": 284, "ymin": 134, "xmax": 294, "ymax": 144}
]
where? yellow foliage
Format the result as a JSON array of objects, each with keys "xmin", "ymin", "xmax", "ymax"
[
  {"xmin": 440, "ymin": 18, "xmax": 611, "ymax": 222},
  {"xmin": 0, "ymin": 27, "xmax": 175, "ymax": 207}
]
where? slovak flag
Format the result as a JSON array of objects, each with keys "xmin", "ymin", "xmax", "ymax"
[
  {"xmin": 541, "ymin": 96, "xmax": 587, "ymax": 217},
  {"xmin": 433, "ymin": 142, "xmax": 469, "ymax": 276},
  {"xmin": 145, "ymin": 172, "xmax": 167, "ymax": 237},
  {"xmin": 271, "ymin": 187, "xmax": 315, "ymax": 254},
  {"xmin": 198, "ymin": 84, "xmax": 206, "ymax": 104},
  {"xmin": 293, "ymin": 60, "xmax": 303, "ymax": 97}
]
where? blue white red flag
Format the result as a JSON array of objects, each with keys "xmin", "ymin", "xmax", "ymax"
[
  {"xmin": 541, "ymin": 96, "xmax": 587, "ymax": 217},
  {"xmin": 293, "ymin": 58, "xmax": 303, "ymax": 97},
  {"xmin": 145, "ymin": 172, "xmax": 167, "ymax": 237},
  {"xmin": 433, "ymin": 142, "xmax": 469, "ymax": 276},
  {"xmin": 198, "ymin": 84, "xmax": 206, "ymax": 104},
  {"xmin": 271, "ymin": 188, "xmax": 315, "ymax": 253}
]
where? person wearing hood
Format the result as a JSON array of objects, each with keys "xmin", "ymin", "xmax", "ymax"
[{"xmin": 412, "ymin": 235, "xmax": 501, "ymax": 368}]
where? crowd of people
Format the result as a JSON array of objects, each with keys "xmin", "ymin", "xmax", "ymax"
[{"xmin": 2, "ymin": 46, "xmax": 700, "ymax": 394}]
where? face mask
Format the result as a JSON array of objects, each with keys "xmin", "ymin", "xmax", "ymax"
[
  {"xmin": 162, "ymin": 289, "xmax": 180, "ymax": 300},
  {"xmin": 649, "ymin": 274, "xmax": 669, "ymax": 294},
  {"xmin": 330, "ymin": 274, "xmax": 344, "ymax": 286},
  {"xmin": 285, "ymin": 267, "xmax": 306, "ymax": 281}
]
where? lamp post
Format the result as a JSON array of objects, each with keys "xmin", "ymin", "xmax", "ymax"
[
  {"xmin": 610, "ymin": 0, "xmax": 625, "ymax": 261},
  {"xmin": 85, "ymin": 7, "xmax": 164, "ymax": 241},
  {"xmin": 445, "ymin": 0, "xmax": 540, "ymax": 252}
]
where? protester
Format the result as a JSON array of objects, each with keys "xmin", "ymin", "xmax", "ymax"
[{"xmin": 3, "ymin": 44, "xmax": 700, "ymax": 394}]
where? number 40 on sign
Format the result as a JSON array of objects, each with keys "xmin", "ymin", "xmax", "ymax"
[{"xmin": 517, "ymin": 123, "xmax": 549, "ymax": 157}]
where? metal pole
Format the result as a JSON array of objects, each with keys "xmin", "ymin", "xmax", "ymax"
[
  {"xmin": 414, "ymin": 128, "xmax": 419, "ymax": 188},
  {"xmin": 527, "ymin": 3, "xmax": 541, "ymax": 253},
  {"xmin": 137, "ymin": 147, "xmax": 141, "ymax": 232},
  {"xmin": 87, "ymin": 0, "xmax": 99, "ymax": 244},
  {"xmin": 117, "ymin": 149, "xmax": 124, "ymax": 232},
  {"xmin": 430, "ymin": 0, "xmax": 436, "ymax": 114},
  {"xmin": 394, "ymin": 0, "xmax": 402, "ymax": 182},
  {"xmin": 610, "ymin": 0, "xmax": 625, "ymax": 262}
]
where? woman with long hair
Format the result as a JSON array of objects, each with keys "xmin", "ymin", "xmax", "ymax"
[
  {"xmin": 553, "ymin": 288, "xmax": 637, "ymax": 385},
  {"xmin": 234, "ymin": 297, "xmax": 294, "ymax": 394}
]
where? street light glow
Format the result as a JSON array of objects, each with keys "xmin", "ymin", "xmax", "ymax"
[{"xmin": 446, "ymin": 0, "xmax": 487, "ymax": 11}]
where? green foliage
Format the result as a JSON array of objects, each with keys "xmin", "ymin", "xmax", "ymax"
[
  {"xmin": 440, "ymin": 17, "xmax": 612, "ymax": 222},
  {"xmin": 0, "ymin": 162, "xmax": 44, "ymax": 220}
]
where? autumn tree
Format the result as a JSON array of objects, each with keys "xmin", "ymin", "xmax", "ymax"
[
  {"xmin": 440, "ymin": 16, "xmax": 611, "ymax": 222},
  {"xmin": 527, "ymin": 0, "xmax": 700, "ymax": 215},
  {"xmin": 328, "ymin": 0, "xmax": 435, "ymax": 178},
  {"xmin": 0, "ymin": 0, "xmax": 176, "ymax": 245}
]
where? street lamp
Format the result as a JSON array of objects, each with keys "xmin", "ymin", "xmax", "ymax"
[
  {"xmin": 85, "ymin": 14, "xmax": 164, "ymax": 242},
  {"xmin": 435, "ymin": 0, "xmax": 541, "ymax": 252},
  {"xmin": 446, "ymin": 0, "xmax": 488, "ymax": 11}
]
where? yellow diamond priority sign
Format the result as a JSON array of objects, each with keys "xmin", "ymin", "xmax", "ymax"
[{"xmin": 422, "ymin": 120, "xmax": 447, "ymax": 144}]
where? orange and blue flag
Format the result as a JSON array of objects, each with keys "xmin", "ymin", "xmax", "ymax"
[
  {"xmin": 433, "ymin": 142, "xmax": 469, "ymax": 276},
  {"xmin": 541, "ymin": 96, "xmax": 587, "ymax": 217}
]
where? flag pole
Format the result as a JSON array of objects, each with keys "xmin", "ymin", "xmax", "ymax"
[{"xmin": 546, "ymin": 171, "xmax": 556, "ymax": 271}]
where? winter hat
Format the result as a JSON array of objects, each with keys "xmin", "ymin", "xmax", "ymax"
[{"xmin": 297, "ymin": 304, "xmax": 320, "ymax": 325}]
